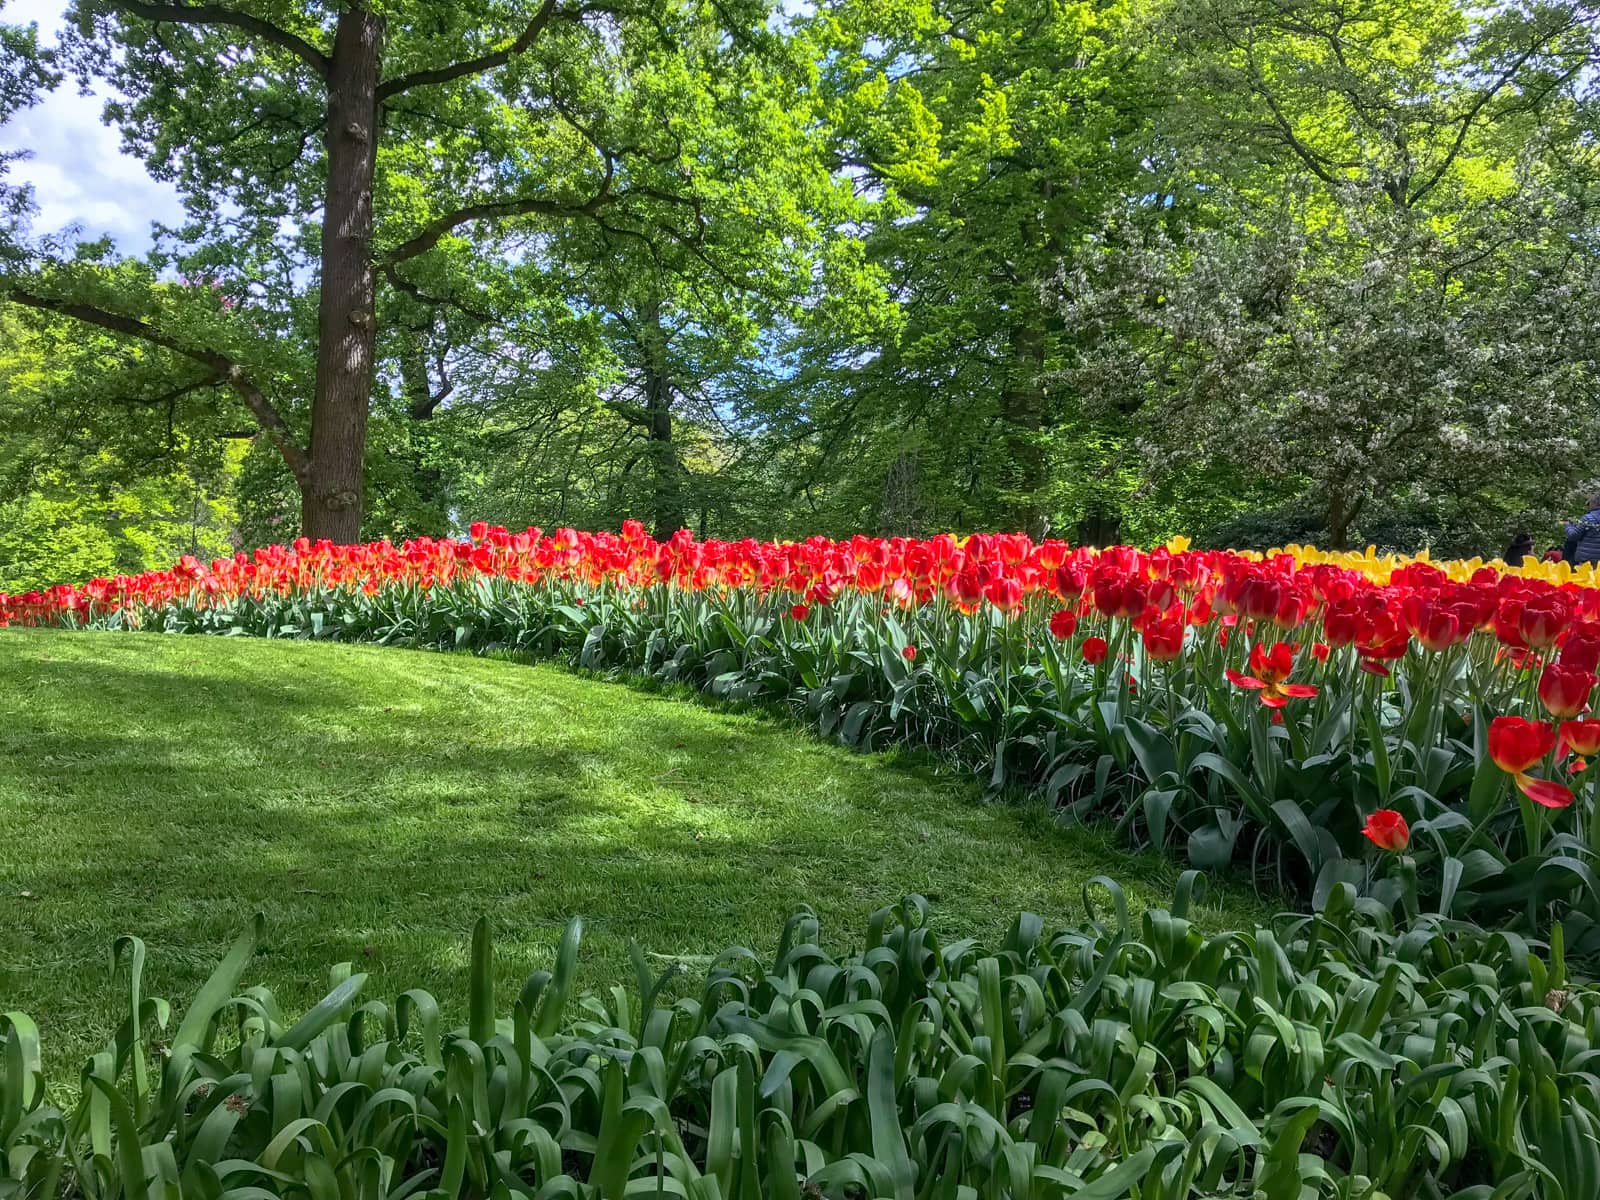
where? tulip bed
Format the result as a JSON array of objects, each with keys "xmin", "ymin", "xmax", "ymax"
[
  {"xmin": 6, "ymin": 878, "xmax": 1600, "ymax": 1200},
  {"xmin": 9, "ymin": 523, "xmax": 1600, "ymax": 944}
]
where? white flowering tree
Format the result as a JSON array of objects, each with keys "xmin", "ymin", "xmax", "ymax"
[{"xmin": 1053, "ymin": 0, "xmax": 1600, "ymax": 551}]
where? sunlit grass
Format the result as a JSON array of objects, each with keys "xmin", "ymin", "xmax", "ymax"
[{"xmin": 0, "ymin": 627, "xmax": 1265, "ymax": 1078}]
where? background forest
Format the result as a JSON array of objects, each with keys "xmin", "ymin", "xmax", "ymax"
[{"xmin": 1, "ymin": 0, "xmax": 1598, "ymax": 592}]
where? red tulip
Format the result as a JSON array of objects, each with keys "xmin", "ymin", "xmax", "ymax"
[
  {"xmin": 1355, "ymin": 627, "xmax": 1410, "ymax": 676},
  {"xmin": 1082, "ymin": 636, "xmax": 1109, "ymax": 665},
  {"xmin": 1560, "ymin": 719, "xmax": 1600, "ymax": 758},
  {"xmin": 902, "ymin": 645, "xmax": 918, "ymax": 661},
  {"xmin": 1273, "ymin": 589, "xmax": 1307, "ymax": 629},
  {"xmin": 1539, "ymin": 663, "xmax": 1596, "ymax": 719},
  {"xmin": 1520, "ymin": 595, "xmax": 1570, "ymax": 649},
  {"xmin": 1092, "ymin": 578, "xmax": 1145, "ymax": 620},
  {"xmin": 790, "ymin": 603, "xmax": 809, "ymax": 621},
  {"xmin": 1361, "ymin": 809, "xmax": 1410, "ymax": 852},
  {"xmin": 1487, "ymin": 716, "xmax": 1574, "ymax": 808},
  {"xmin": 1488, "ymin": 716, "xmax": 1557, "ymax": 772},
  {"xmin": 1142, "ymin": 617, "xmax": 1185, "ymax": 662},
  {"xmin": 1048, "ymin": 609, "xmax": 1077, "ymax": 640},
  {"xmin": 985, "ymin": 576, "xmax": 1024, "ymax": 614},
  {"xmin": 1236, "ymin": 577, "xmax": 1282, "ymax": 622},
  {"xmin": 1415, "ymin": 605, "xmax": 1461, "ymax": 652},
  {"xmin": 1052, "ymin": 564, "xmax": 1088, "ymax": 602},
  {"xmin": 1493, "ymin": 600, "xmax": 1527, "ymax": 649},
  {"xmin": 949, "ymin": 570, "xmax": 984, "ymax": 608},
  {"xmin": 1563, "ymin": 631, "xmax": 1600, "ymax": 674},
  {"xmin": 1323, "ymin": 600, "xmax": 1363, "ymax": 647}
]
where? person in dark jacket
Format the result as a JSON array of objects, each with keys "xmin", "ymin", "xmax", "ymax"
[
  {"xmin": 1564, "ymin": 493, "xmax": 1600, "ymax": 566},
  {"xmin": 1505, "ymin": 532, "xmax": 1536, "ymax": 563}
]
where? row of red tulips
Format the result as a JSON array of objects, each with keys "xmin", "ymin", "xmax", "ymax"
[{"xmin": 9, "ymin": 521, "xmax": 1600, "ymax": 938}]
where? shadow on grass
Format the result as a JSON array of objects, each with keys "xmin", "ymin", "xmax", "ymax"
[{"xmin": 0, "ymin": 629, "xmax": 1271, "ymax": 1080}]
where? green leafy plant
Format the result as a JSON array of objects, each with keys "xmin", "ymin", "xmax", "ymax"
[{"xmin": 4, "ymin": 877, "xmax": 1599, "ymax": 1198}]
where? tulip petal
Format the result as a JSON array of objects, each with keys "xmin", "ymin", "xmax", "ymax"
[
  {"xmin": 1259, "ymin": 693, "xmax": 1289, "ymax": 709},
  {"xmin": 1280, "ymin": 683, "xmax": 1319, "ymax": 698},
  {"xmin": 1515, "ymin": 772, "xmax": 1576, "ymax": 809},
  {"xmin": 1225, "ymin": 669, "xmax": 1266, "ymax": 689},
  {"xmin": 1357, "ymin": 660, "xmax": 1391, "ymax": 676}
]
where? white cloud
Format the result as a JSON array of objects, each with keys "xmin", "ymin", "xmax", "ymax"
[{"xmin": 0, "ymin": 0, "xmax": 186, "ymax": 252}]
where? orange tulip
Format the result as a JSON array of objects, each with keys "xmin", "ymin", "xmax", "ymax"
[{"xmin": 1226, "ymin": 641, "xmax": 1319, "ymax": 707}]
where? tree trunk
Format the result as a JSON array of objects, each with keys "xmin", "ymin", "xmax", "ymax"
[
  {"xmin": 303, "ymin": 7, "xmax": 384, "ymax": 543},
  {"xmin": 398, "ymin": 338, "xmax": 448, "ymax": 535},
  {"xmin": 1326, "ymin": 491, "xmax": 1350, "ymax": 551},
  {"xmin": 1076, "ymin": 506, "xmax": 1121, "ymax": 548},
  {"xmin": 639, "ymin": 301, "xmax": 687, "ymax": 538},
  {"xmin": 999, "ymin": 321, "xmax": 1048, "ymax": 538}
]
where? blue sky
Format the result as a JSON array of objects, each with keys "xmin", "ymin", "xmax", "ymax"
[{"xmin": 0, "ymin": 0, "xmax": 185, "ymax": 252}]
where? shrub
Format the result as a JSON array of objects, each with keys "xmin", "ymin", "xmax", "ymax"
[{"xmin": 4, "ymin": 879, "xmax": 1599, "ymax": 1198}]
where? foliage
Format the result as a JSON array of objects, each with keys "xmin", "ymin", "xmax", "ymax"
[
  {"xmin": 0, "ymin": 311, "xmax": 240, "ymax": 591},
  {"xmin": 764, "ymin": 0, "xmax": 1162, "ymax": 538},
  {"xmin": 4, "ymin": 0, "xmax": 1599, "ymax": 548},
  {"xmin": 1049, "ymin": 0, "xmax": 1600, "ymax": 549},
  {"xmin": 18, "ymin": 525, "xmax": 1600, "ymax": 946},
  {"xmin": 4, "ymin": 875, "xmax": 1598, "ymax": 1198},
  {"xmin": 1058, "ymin": 180, "xmax": 1600, "ymax": 550},
  {"xmin": 0, "ymin": 0, "xmax": 868, "ymax": 540},
  {"xmin": 0, "ymin": 467, "xmax": 237, "ymax": 594}
]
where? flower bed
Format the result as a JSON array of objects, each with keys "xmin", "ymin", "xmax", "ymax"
[{"xmin": 10, "ymin": 522, "xmax": 1600, "ymax": 941}]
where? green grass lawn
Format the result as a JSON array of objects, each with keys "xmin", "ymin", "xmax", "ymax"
[{"xmin": 0, "ymin": 627, "xmax": 1264, "ymax": 1079}]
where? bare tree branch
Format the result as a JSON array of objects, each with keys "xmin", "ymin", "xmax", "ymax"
[
  {"xmin": 104, "ymin": 1, "xmax": 331, "ymax": 81},
  {"xmin": 377, "ymin": 0, "xmax": 559, "ymax": 100},
  {"xmin": 104, "ymin": 373, "xmax": 223, "ymax": 407},
  {"xmin": 4, "ymin": 286, "xmax": 311, "ymax": 483},
  {"xmin": 381, "ymin": 154, "xmax": 617, "ymax": 265},
  {"xmin": 380, "ymin": 260, "xmax": 497, "ymax": 322},
  {"xmin": 1407, "ymin": 20, "xmax": 1581, "ymax": 207}
]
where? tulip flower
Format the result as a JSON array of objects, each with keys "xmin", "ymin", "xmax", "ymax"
[
  {"xmin": 1520, "ymin": 595, "xmax": 1570, "ymax": 649},
  {"xmin": 1052, "ymin": 564, "xmax": 1088, "ymax": 602},
  {"xmin": 1563, "ymin": 631, "xmax": 1600, "ymax": 674},
  {"xmin": 1225, "ymin": 641, "xmax": 1319, "ymax": 707},
  {"xmin": 1560, "ymin": 719, "xmax": 1600, "ymax": 772},
  {"xmin": 1048, "ymin": 609, "xmax": 1077, "ymax": 640},
  {"xmin": 1323, "ymin": 601, "xmax": 1363, "ymax": 647},
  {"xmin": 1561, "ymin": 719, "xmax": 1600, "ymax": 758},
  {"xmin": 1538, "ymin": 663, "xmax": 1596, "ymax": 719},
  {"xmin": 1082, "ymin": 636, "xmax": 1109, "ymax": 665},
  {"xmin": 790, "ymin": 603, "xmax": 809, "ymax": 621},
  {"xmin": 985, "ymin": 576, "xmax": 1024, "ymax": 614},
  {"xmin": 1487, "ymin": 716, "xmax": 1574, "ymax": 808},
  {"xmin": 1142, "ymin": 616, "xmax": 1185, "ymax": 662},
  {"xmin": 1407, "ymin": 600, "xmax": 1461, "ymax": 652},
  {"xmin": 1236, "ymin": 577, "xmax": 1282, "ymax": 622},
  {"xmin": 1092, "ymin": 578, "xmax": 1145, "ymax": 620},
  {"xmin": 1361, "ymin": 809, "xmax": 1410, "ymax": 852},
  {"xmin": 901, "ymin": 645, "xmax": 918, "ymax": 662}
]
